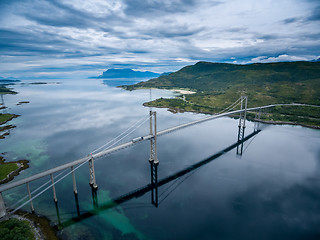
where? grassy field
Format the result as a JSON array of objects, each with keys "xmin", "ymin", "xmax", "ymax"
[
  {"xmin": 0, "ymin": 114, "xmax": 16, "ymax": 125},
  {"xmin": 0, "ymin": 162, "xmax": 19, "ymax": 181},
  {"xmin": 0, "ymin": 86, "xmax": 17, "ymax": 94}
]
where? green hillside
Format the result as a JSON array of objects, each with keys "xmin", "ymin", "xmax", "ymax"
[{"xmin": 122, "ymin": 61, "xmax": 320, "ymax": 127}]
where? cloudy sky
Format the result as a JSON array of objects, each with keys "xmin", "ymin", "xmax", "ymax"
[{"xmin": 0, "ymin": 0, "xmax": 319, "ymax": 79}]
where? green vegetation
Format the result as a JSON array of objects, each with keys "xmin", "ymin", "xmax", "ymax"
[
  {"xmin": 15, "ymin": 211, "xmax": 59, "ymax": 240},
  {"xmin": 0, "ymin": 113, "xmax": 16, "ymax": 125},
  {"xmin": 125, "ymin": 61, "xmax": 320, "ymax": 127},
  {"xmin": 0, "ymin": 162, "xmax": 19, "ymax": 181},
  {"xmin": 0, "ymin": 218, "xmax": 34, "ymax": 240},
  {"xmin": 0, "ymin": 86, "xmax": 17, "ymax": 94}
]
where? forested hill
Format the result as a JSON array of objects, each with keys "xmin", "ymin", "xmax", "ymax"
[
  {"xmin": 122, "ymin": 61, "xmax": 320, "ymax": 127},
  {"xmin": 123, "ymin": 61, "xmax": 320, "ymax": 104}
]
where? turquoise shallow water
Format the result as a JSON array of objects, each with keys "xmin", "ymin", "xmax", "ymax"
[{"xmin": 1, "ymin": 79, "xmax": 320, "ymax": 240}]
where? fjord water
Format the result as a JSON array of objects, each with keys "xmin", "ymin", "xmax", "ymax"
[{"xmin": 2, "ymin": 79, "xmax": 320, "ymax": 240}]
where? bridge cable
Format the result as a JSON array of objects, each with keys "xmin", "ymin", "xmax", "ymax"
[
  {"xmin": 10, "ymin": 168, "xmax": 69, "ymax": 209},
  {"xmin": 10, "ymin": 114, "xmax": 152, "ymax": 213},
  {"xmin": 96, "ymin": 115, "xmax": 152, "ymax": 157},
  {"xmin": 10, "ymin": 157, "xmax": 92, "ymax": 214},
  {"xmin": 90, "ymin": 114, "xmax": 151, "ymax": 155},
  {"xmin": 216, "ymin": 97, "xmax": 242, "ymax": 115}
]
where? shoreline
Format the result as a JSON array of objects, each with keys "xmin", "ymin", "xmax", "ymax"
[
  {"xmin": 143, "ymin": 103, "xmax": 320, "ymax": 130},
  {"xmin": 13, "ymin": 210, "xmax": 59, "ymax": 240},
  {"xmin": 0, "ymin": 157, "xmax": 30, "ymax": 184}
]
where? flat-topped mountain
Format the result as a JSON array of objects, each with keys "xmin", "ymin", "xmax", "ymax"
[{"xmin": 95, "ymin": 68, "xmax": 160, "ymax": 79}]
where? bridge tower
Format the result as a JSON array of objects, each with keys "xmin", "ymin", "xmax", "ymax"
[
  {"xmin": 149, "ymin": 110, "xmax": 159, "ymax": 207},
  {"xmin": 237, "ymin": 96, "xmax": 248, "ymax": 155},
  {"xmin": 89, "ymin": 154, "xmax": 98, "ymax": 189}
]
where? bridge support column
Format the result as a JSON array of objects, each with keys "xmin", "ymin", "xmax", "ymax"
[
  {"xmin": 150, "ymin": 161, "xmax": 159, "ymax": 207},
  {"xmin": 26, "ymin": 183, "xmax": 35, "ymax": 213},
  {"xmin": 254, "ymin": 108, "xmax": 262, "ymax": 132},
  {"xmin": 149, "ymin": 111, "xmax": 158, "ymax": 164},
  {"xmin": 149, "ymin": 110, "xmax": 159, "ymax": 207},
  {"xmin": 71, "ymin": 166, "xmax": 78, "ymax": 195},
  {"xmin": 74, "ymin": 193, "xmax": 80, "ymax": 216},
  {"xmin": 237, "ymin": 96, "xmax": 248, "ymax": 155},
  {"xmin": 54, "ymin": 201, "xmax": 61, "ymax": 225},
  {"xmin": 50, "ymin": 174, "xmax": 58, "ymax": 203},
  {"xmin": 89, "ymin": 155, "xmax": 98, "ymax": 189},
  {"xmin": 91, "ymin": 187, "xmax": 98, "ymax": 209},
  {"xmin": 0, "ymin": 192, "xmax": 8, "ymax": 219}
]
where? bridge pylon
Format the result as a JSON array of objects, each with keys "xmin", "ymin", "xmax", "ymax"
[
  {"xmin": 89, "ymin": 155, "xmax": 98, "ymax": 189},
  {"xmin": 237, "ymin": 96, "xmax": 248, "ymax": 155},
  {"xmin": 149, "ymin": 110, "xmax": 159, "ymax": 207},
  {"xmin": 149, "ymin": 111, "xmax": 158, "ymax": 164}
]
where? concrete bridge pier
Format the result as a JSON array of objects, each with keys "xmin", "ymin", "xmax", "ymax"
[
  {"xmin": 71, "ymin": 166, "xmax": 78, "ymax": 195},
  {"xmin": 91, "ymin": 187, "xmax": 98, "ymax": 209},
  {"xmin": 149, "ymin": 111, "xmax": 158, "ymax": 165},
  {"xmin": 237, "ymin": 96, "xmax": 248, "ymax": 155},
  {"xmin": 26, "ymin": 182, "xmax": 35, "ymax": 213},
  {"xmin": 254, "ymin": 108, "xmax": 262, "ymax": 132},
  {"xmin": 74, "ymin": 193, "xmax": 80, "ymax": 216},
  {"xmin": 54, "ymin": 201, "xmax": 61, "ymax": 225},
  {"xmin": 149, "ymin": 110, "xmax": 159, "ymax": 207},
  {"xmin": 89, "ymin": 155, "xmax": 98, "ymax": 189},
  {"xmin": 50, "ymin": 174, "xmax": 58, "ymax": 203},
  {"xmin": 150, "ymin": 161, "xmax": 159, "ymax": 207}
]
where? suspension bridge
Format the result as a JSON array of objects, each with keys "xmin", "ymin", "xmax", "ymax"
[{"xmin": 0, "ymin": 96, "xmax": 317, "ymax": 220}]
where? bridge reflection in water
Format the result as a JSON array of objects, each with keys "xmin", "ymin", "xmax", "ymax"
[{"xmin": 58, "ymin": 128, "xmax": 260, "ymax": 228}]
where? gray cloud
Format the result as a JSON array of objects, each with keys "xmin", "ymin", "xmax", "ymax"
[
  {"xmin": 307, "ymin": 6, "xmax": 320, "ymax": 21},
  {"xmin": 123, "ymin": 0, "xmax": 197, "ymax": 16},
  {"xmin": 282, "ymin": 17, "xmax": 301, "ymax": 24},
  {"xmin": 0, "ymin": 0, "xmax": 319, "ymax": 78}
]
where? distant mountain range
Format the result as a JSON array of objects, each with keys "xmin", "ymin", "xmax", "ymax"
[
  {"xmin": 0, "ymin": 77, "xmax": 20, "ymax": 82},
  {"xmin": 0, "ymin": 77, "xmax": 20, "ymax": 84},
  {"xmin": 311, "ymin": 57, "xmax": 320, "ymax": 62},
  {"xmin": 93, "ymin": 68, "xmax": 161, "ymax": 79}
]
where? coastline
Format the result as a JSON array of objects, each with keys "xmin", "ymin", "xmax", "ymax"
[
  {"xmin": 13, "ymin": 210, "xmax": 59, "ymax": 240},
  {"xmin": 143, "ymin": 103, "xmax": 320, "ymax": 130},
  {"xmin": 0, "ymin": 157, "xmax": 29, "ymax": 184}
]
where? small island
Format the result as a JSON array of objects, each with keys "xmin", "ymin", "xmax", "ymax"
[
  {"xmin": 0, "ymin": 156, "xmax": 29, "ymax": 184},
  {"xmin": 122, "ymin": 61, "xmax": 320, "ymax": 128}
]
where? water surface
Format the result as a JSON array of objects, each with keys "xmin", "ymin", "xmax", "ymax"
[{"xmin": 1, "ymin": 79, "xmax": 320, "ymax": 240}]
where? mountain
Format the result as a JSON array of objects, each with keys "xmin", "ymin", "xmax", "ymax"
[
  {"xmin": 311, "ymin": 58, "xmax": 320, "ymax": 62},
  {"xmin": 95, "ymin": 68, "xmax": 160, "ymax": 79},
  {"xmin": 122, "ymin": 61, "xmax": 320, "ymax": 104},
  {"xmin": 122, "ymin": 61, "xmax": 320, "ymax": 127},
  {"xmin": 0, "ymin": 77, "xmax": 20, "ymax": 84}
]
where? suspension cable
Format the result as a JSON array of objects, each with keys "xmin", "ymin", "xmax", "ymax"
[
  {"xmin": 100, "ymin": 115, "xmax": 151, "ymax": 153},
  {"xmin": 11, "ymin": 158, "xmax": 90, "ymax": 214},
  {"xmin": 10, "ymin": 168, "xmax": 69, "ymax": 209},
  {"xmin": 216, "ymin": 97, "xmax": 242, "ymax": 115},
  {"xmin": 90, "ymin": 114, "xmax": 151, "ymax": 154},
  {"xmin": 10, "ymin": 114, "xmax": 152, "ymax": 213}
]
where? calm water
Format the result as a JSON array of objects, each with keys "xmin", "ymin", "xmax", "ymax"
[{"xmin": 1, "ymin": 79, "xmax": 320, "ymax": 240}]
